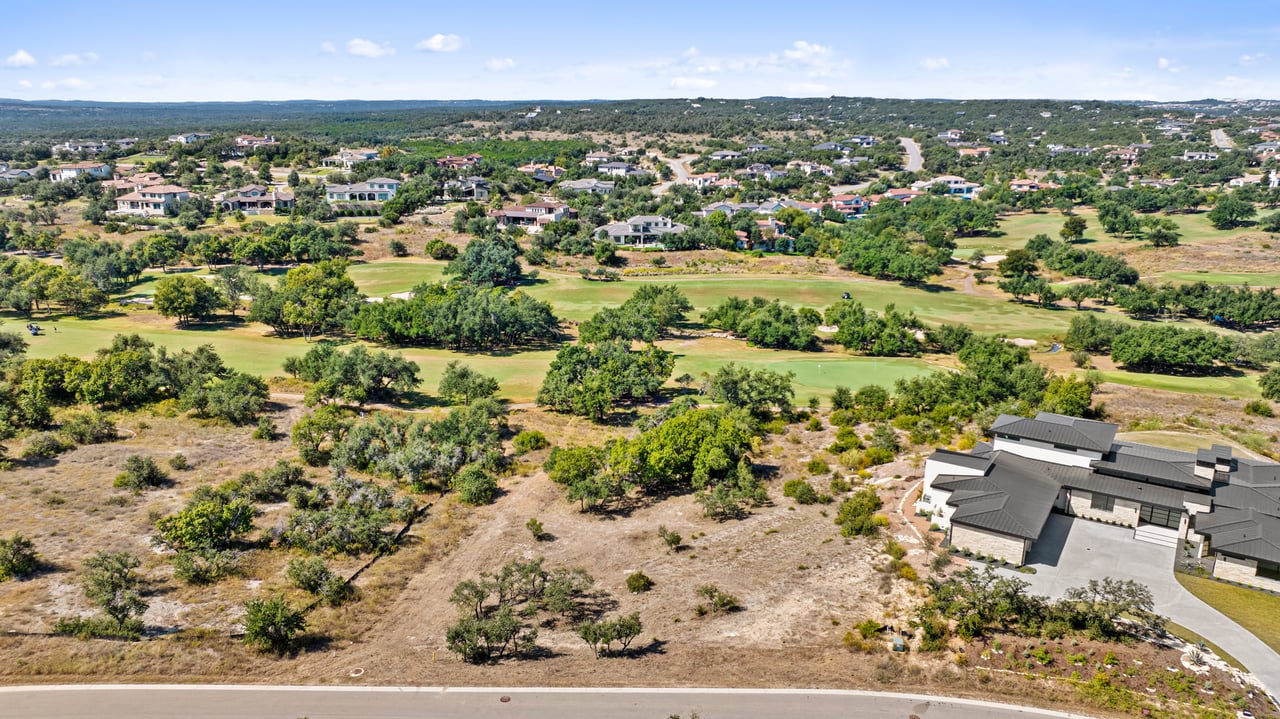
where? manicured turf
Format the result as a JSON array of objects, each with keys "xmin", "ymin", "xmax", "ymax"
[
  {"xmin": 1175, "ymin": 573, "xmax": 1280, "ymax": 655},
  {"xmin": 1158, "ymin": 270, "xmax": 1280, "ymax": 288},
  {"xmin": 346, "ymin": 260, "xmax": 447, "ymax": 297},
  {"xmin": 1115, "ymin": 431, "xmax": 1252, "ymax": 455},
  {"xmin": 955, "ymin": 209, "xmax": 1251, "ymax": 255},
  {"xmin": 1095, "ymin": 370, "xmax": 1260, "ymax": 398}
]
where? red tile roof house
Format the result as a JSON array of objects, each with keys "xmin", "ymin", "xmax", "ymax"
[
  {"xmin": 218, "ymin": 185, "xmax": 295, "ymax": 215},
  {"xmin": 1010, "ymin": 179, "xmax": 1059, "ymax": 193},
  {"xmin": 488, "ymin": 202, "xmax": 574, "ymax": 231},
  {"xmin": 828, "ymin": 194, "xmax": 868, "ymax": 218},
  {"xmin": 435, "ymin": 154, "xmax": 483, "ymax": 169},
  {"xmin": 113, "ymin": 185, "xmax": 192, "ymax": 216},
  {"xmin": 51, "ymin": 161, "xmax": 112, "ymax": 183},
  {"xmin": 957, "ymin": 147, "xmax": 991, "ymax": 158}
]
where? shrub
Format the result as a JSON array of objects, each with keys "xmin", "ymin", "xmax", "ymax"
[
  {"xmin": 60, "ymin": 411, "xmax": 117, "ymax": 444},
  {"xmin": 242, "ymin": 595, "xmax": 307, "ymax": 656},
  {"xmin": 831, "ymin": 385, "xmax": 855, "ymax": 411},
  {"xmin": 452, "ymin": 464, "xmax": 497, "ymax": 506},
  {"xmin": 1244, "ymin": 400, "xmax": 1274, "ymax": 417},
  {"xmin": 805, "ymin": 416, "xmax": 823, "ymax": 431},
  {"xmin": 1070, "ymin": 350, "xmax": 1092, "ymax": 368},
  {"xmin": 113, "ymin": 455, "xmax": 170, "ymax": 491},
  {"xmin": 173, "ymin": 549, "xmax": 240, "ymax": 584},
  {"xmin": 286, "ymin": 557, "xmax": 334, "ymax": 594},
  {"xmin": 53, "ymin": 615, "xmax": 143, "ymax": 640},
  {"xmin": 658, "ymin": 525, "xmax": 682, "ymax": 551},
  {"xmin": 168, "ymin": 453, "xmax": 190, "ymax": 471},
  {"xmin": 830, "ymin": 476, "xmax": 851, "ymax": 494},
  {"xmin": 388, "ymin": 238, "xmax": 408, "ymax": 257},
  {"xmin": 626, "ymin": 571, "xmax": 654, "ymax": 593},
  {"xmin": 857, "ymin": 618, "xmax": 881, "ymax": 639},
  {"xmin": 805, "ymin": 458, "xmax": 831, "ymax": 475},
  {"xmin": 783, "ymin": 479, "xmax": 819, "ymax": 505},
  {"xmin": 862, "ymin": 447, "xmax": 895, "ymax": 466},
  {"xmin": 425, "ymin": 239, "xmax": 458, "ymax": 260},
  {"xmin": 898, "ymin": 564, "xmax": 918, "ymax": 581},
  {"xmin": 252, "ymin": 416, "xmax": 278, "ymax": 440},
  {"xmin": 525, "ymin": 517, "xmax": 545, "ymax": 541},
  {"xmin": 830, "ymin": 409, "xmax": 856, "ymax": 427},
  {"xmin": 694, "ymin": 584, "xmax": 740, "ymax": 615},
  {"xmin": 0, "ymin": 533, "xmax": 39, "ymax": 581},
  {"xmin": 21, "ymin": 432, "xmax": 71, "ymax": 460},
  {"xmin": 513, "ymin": 430, "xmax": 550, "ymax": 455}
]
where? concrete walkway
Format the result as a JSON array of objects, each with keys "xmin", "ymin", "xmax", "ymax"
[{"xmin": 1000, "ymin": 515, "xmax": 1280, "ymax": 695}]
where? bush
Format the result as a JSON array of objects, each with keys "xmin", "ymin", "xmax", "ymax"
[
  {"xmin": 783, "ymin": 479, "xmax": 819, "ymax": 505},
  {"xmin": 168, "ymin": 453, "xmax": 190, "ymax": 471},
  {"xmin": 21, "ymin": 432, "xmax": 71, "ymax": 460},
  {"xmin": 658, "ymin": 525, "xmax": 682, "ymax": 551},
  {"xmin": 114, "ymin": 455, "xmax": 170, "ymax": 491},
  {"xmin": 626, "ymin": 571, "xmax": 654, "ymax": 593},
  {"xmin": 1244, "ymin": 400, "xmax": 1274, "ymax": 417},
  {"xmin": 173, "ymin": 549, "xmax": 240, "ymax": 584},
  {"xmin": 805, "ymin": 458, "xmax": 831, "ymax": 475},
  {"xmin": 253, "ymin": 416, "xmax": 278, "ymax": 440},
  {"xmin": 242, "ymin": 595, "xmax": 307, "ymax": 656},
  {"xmin": 388, "ymin": 239, "xmax": 408, "ymax": 257},
  {"xmin": 805, "ymin": 416, "xmax": 823, "ymax": 431},
  {"xmin": 452, "ymin": 464, "xmax": 497, "ymax": 506},
  {"xmin": 286, "ymin": 557, "xmax": 334, "ymax": 594},
  {"xmin": 0, "ymin": 533, "xmax": 38, "ymax": 581},
  {"xmin": 426, "ymin": 239, "xmax": 458, "ymax": 261},
  {"xmin": 513, "ymin": 430, "xmax": 550, "ymax": 455},
  {"xmin": 53, "ymin": 615, "xmax": 143, "ymax": 640},
  {"xmin": 694, "ymin": 584, "xmax": 740, "ymax": 615},
  {"xmin": 835, "ymin": 488, "xmax": 884, "ymax": 537},
  {"xmin": 1070, "ymin": 350, "xmax": 1092, "ymax": 368},
  {"xmin": 830, "ymin": 476, "xmax": 851, "ymax": 494},
  {"xmin": 60, "ymin": 411, "xmax": 117, "ymax": 444},
  {"xmin": 862, "ymin": 447, "xmax": 895, "ymax": 466},
  {"xmin": 525, "ymin": 517, "xmax": 545, "ymax": 541}
]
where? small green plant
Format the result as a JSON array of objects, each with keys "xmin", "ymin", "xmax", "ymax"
[
  {"xmin": 694, "ymin": 584, "xmax": 740, "ymax": 616},
  {"xmin": 21, "ymin": 432, "xmax": 72, "ymax": 460},
  {"xmin": 168, "ymin": 453, "xmax": 190, "ymax": 471},
  {"xmin": 805, "ymin": 458, "xmax": 831, "ymax": 475},
  {"xmin": 513, "ymin": 430, "xmax": 550, "ymax": 455},
  {"xmin": 658, "ymin": 525, "xmax": 682, "ymax": 551},
  {"xmin": 1244, "ymin": 400, "xmax": 1274, "ymax": 417},
  {"xmin": 805, "ymin": 416, "xmax": 823, "ymax": 431},
  {"xmin": 829, "ymin": 476, "xmax": 851, "ymax": 494},
  {"xmin": 782, "ymin": 479, "xmax": 819, "ymax": 504},
  {"xmin": 113, "ymin": 455, "xmax": 170, "ymax": 491},
  {"xmin": 626, "ymin": 571, "xmax": 654, "ymax": 593},
  {"xmin": 252, "ymin": 416, "xmax": 277, "ymax": 440},
  {"xmin": 0, "ymin": 533, "xmax": 39, "ymax": 581},
  {"xmin": 525, "ymin": 517, "xmax": 545, "ymax": 541},
  {"xmin": 388, "ymin": 238, "xmax": 408, "ymax": 257}
]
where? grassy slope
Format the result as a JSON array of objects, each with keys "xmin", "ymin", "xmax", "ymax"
[
  {"xmin": 1175, "ymin": 573, "xmax": 1280, "ymax": 655},
  {"xmin": 956, "ymin": 209, "xmax": 1250, "ymax": 255}
]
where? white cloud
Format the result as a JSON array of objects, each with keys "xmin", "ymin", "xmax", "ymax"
[
  {"xmin": 17, "ymin": 79, "xmax": 31, "ymax": 89},
  {"xmin": 346, "ymin": 38, "xmax": 394, "ymax": 58},
  {"xmin": 485, "ymin": 57, "xmax": 515, "ymax": 72},
  {"xmin": 670, "ymin": 76, "xmax": 717, "ymax": 90},
  {"xmin": 1157, "ymin": 57, "xmax": 1182, "ymax": 73},
  {"xmin": 920, "ymin": 57, "xmax": 950, "ymax": 71},
  {"xmin": 1239, "ymin": 53, "xmax": 1267, "ymax": 66},
  {"xmin": 320, "ymin": 41, "xmax": 336, "ymax": 54},
  {"xmin": 41, "ymin": 77, "xmax": 88, "ymax": 90},
  {"xmin": 51, "ymin": 52, "xmax": 98, "ymax": 67},
  {"xmin": 416, "ymin": 34, "xmax": 463, "ymax": 52},
  {"xmin": 783, "ymin": 40, "xmax": 831, "ymax": 64},
  {"xmin": 4, "ymin": 49, "xmax": 36, "ymax": 68}
]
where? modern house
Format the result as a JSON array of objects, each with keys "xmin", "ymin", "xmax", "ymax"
[
  {"xmin": 911, "ymin": 175, "xmax": 982, "ymax": 197},
  {"xmin": 558, "ymin": 178, "xmax": 615, "ymax": 194},
  {"xmin": 235, "ymin": 135, "xmax": 279, "ymax": 150},
  {"xmin": 1180, "ymin": 150, "xmax": 1220, "ymax": 162},
  {"xmin": 217, "ymin": 185, "xmax": 294, "ymax": 215},
  {"xmin": 168, "ymin": 132, "xmax": 213, "ymax": 145},
  {"xmin": 595, "ymin": 215, "xmax": 688, "ymax": 248},
  {"xmin": 582, "ymin": 151, "xmax": 613, "ymax": 165},
  {"xmin": 917, "ymin": 412, "xmax": 1280, "ymax": 591},
  {"xmin": 322, "ymin": 148, "xmax": 380, "ymax": 169},
  {"xmin": 51, "ymin": 161, "xmax": 112, "ymax": 183},
  {"xmin": 596, "ymin": 161, "xmax": 645, "ymax": 178},
  {"xmin": 114, "ymin": 185, "xmax": 191, "ymax": 216},
  {"xmin": 51, "ymin": 140, "xmax": 110, "ymax": 156},
  {"xmin": 443, "ymin": 176, "xmax": 491, "ymax": 201},
  {"xmin": 1009, "ymin": 179, "xmax": 1059, "ymax": 193},
  {"xmin": 709, "ymin": 149, "xmax": 744, "ymax": 161},
  {"xmin": 0, "ymin": 168, "xmax": 33, "ymax": 184},
  {"xmin": 847, "ymin": 135, "xmax": 879, "ymax": 147},
  {"xmin": 488, "ymin": 201, "xmax": 573, "ymax": 230},
  {"xmin": 325, "ymin": 178, "xmax": 400, "ymax": 203},
  {"xmin": 745, "ymin": 143, "xmax": 772, "ymax": 153}
]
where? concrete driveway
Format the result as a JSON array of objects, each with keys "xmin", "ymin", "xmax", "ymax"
[{"xmin": 1000, "ymin": 514, "xmax": 1280, "ymax": 695}]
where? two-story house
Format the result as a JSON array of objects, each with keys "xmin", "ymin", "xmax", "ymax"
[
  {"xmin": 114, "ymin": 185, "xmax": 192, "ymax": 216},
  {"xmin": 595, "ymin": 215, "xmax": 688, "ymax": 248},
  {"xmin": 325, "ymin": 177, "xmax": 400, "ymax": 203}
]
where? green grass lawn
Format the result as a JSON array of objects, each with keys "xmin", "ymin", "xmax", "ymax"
[
  {"xmin": 1096, "ymin": 370, "xmax": 1259, "ymax": 398},
  {"xmin": 1158, "ymin": 270, "xmax": 1280, "ymax": 288},
  {"xmin": 956, "ymin": 209, "xmax": 1250, "ymax": 256},
  {"xmin": 1115, "ymin": 431, "xmax": 1253, "ymax": 455},
  {"xmin": 346, "ymin": 261, "xmax": 447, "ymax": 297},
  {"xmin": 1175, "ymin": 573, "xmax": 1280, "ymax": 655}
]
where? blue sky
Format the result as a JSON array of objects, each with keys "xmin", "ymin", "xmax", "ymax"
[{"xmin": 3, "ymin": 1, "xmax": 1279, "ymax": 102}]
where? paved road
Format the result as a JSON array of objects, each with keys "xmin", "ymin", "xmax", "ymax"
[
  {"xmin": 899, "ymin": 136, "xmax": 923, "ymax": 172},
  {"xmin": 1211, "ymin": 128, "xmax": 1235, "ymax": 150},
  {"xmin": 0, "ymin": 685, "xmax": 1102, "ymax": 719},
  {"xmin": 651, "ymin": 154, "xmax": 697, "ymax": 196},
  {"xmin": 1001, "ymin": 515, "xmax": 1280, "ymax": 695}
]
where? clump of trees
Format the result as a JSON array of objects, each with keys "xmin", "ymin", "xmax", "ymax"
[
  {"xmin": 247, "ymin": 259, "xmax": 362, "ymax": 340},
  {"xmin": 703, "ymin": 296, "xmax": 818, "ymax": 350},
  {"xmin": 283, "ymin": 343, "xmax": 420, "ymax": 406},
  {"xmin": 577, "ymin": 285, "xmax": 692, "ymax": 343},
  {"xmin": 536, "ymin": 340, "xmax": 674, "ymax": 420},
  {"xmin": 349, "ymin": 282, "xmax": 558, "ymax": 349},
  {"xmin": 825, "ymin": 301, "xmax": 922, "ymax": 356},
  {"xmin": 54, "ymin": 551, "xmax": 148, "ymax": 640}
]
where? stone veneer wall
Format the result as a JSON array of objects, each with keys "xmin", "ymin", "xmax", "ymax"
[
  {"xmin": 950, "ymin": 524, "xmax": 1027, "ymax": 565},
  {"xmin": 1068, "ymin": 491, "xmax": 1140, "ymax": 527},
  {"xmin": 1212, "ymin": 554, "xmax": 1280, "ymax": 593}
]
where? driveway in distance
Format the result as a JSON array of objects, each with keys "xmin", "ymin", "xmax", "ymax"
[{"xmin": 1002, "ymin": 514, "xmax": 1280, "ymax": 695}]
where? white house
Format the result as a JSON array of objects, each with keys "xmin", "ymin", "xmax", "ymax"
[
  {"xmin": 51, "ymin": 162, "xmax": 112, "ymax": 183},
  {"xmin": 325, "ymin": 178, "xmax": 400, "ymax": 203},
  {"xmin": 114, "ymin": 185, "xmax": 192, "ymax": 216}
]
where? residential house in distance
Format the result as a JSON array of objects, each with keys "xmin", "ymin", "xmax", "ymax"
[
  {"xmin": 115, "ymin": 138, "xmax": 139, "ymax": 150},
  {"xmin": 708, "ymin": 149, "xmax": 744, "ymax": 161},
  {"xmin": 235, "ymin": 135, "xmax": 279, "ymax": 150},
  {"xmin": 517, "ymin": 163, "xmax": 567, "ymax": 179},
  {"xmin": 51, "ymin": 161, "xmax": 112, "ymax": 183},
  {"xmin": 217, "ymin": 184, "xmax": 294, "ymax": 215},
  {"xmin": 911, "ymin": 175, "xmax": 982, "ymax": 197},
  {"xmin": 917, "ymin": 412, "xmax": 1280, "ymax": 592},
  {"xmin": 168, "ymin": 132, "xmax": 213, "ymax": 145},
  {"xmin": 828, "ymin": 194, "xmax": 868, "ymax": 218},
  {"xmin": 0, "ymin": 168, "xmax": 33, "ymax": 184},
  {"xmin": 595, "ymin": 215, "xmax": 688, "ymax": 248},
  {"xmin": 558, "ymin": 178, "xmax": 615, "ymax": 194},
  {"xmin": 739, "ymin": 163, "xmax": 788, "ymax": 181},
  {"xmin": 846, "ymin": 135, "xmax": 878, "ymax": 147},
  {"xmin": 812, "ymin": 141, "xmax": 849, "ymax": 153},
  {"xmin": 683, "ymin": 172, "xmax": 723, "ymax": 189},
  {"xmin": 51, "ymin": 140, "xmax": 110, "ymax": 157},
  {"xmin": 1180, "ymin": 150, "xmax": 1220, "ymax": 162},
  {"xmin": 114, "ymin": 185, "xmax": 191, "ymax": 216},
  {"xmin": 443, "ymin": 176, "xmax": 491, "ymax": 201},
  {"xmin": 745, "ymin": 143, "xmax": 772, "ymax": 153},
  {"xmin": 987, "ymin": 132, "xmax": 1009, "ymax": 146},
  {"xmin": 786, "ymin": 160, "xmax": 834, "ymax": 177},
  {"xmin": 756, "ymin": 198, "xmax": 822, "ymax": 216},
  {"xmin": 869, "ymin": 188, "xmax": 926, "ymax": 205},
  {"xmin": 698, "ymin": 201, "xmax": 758, "ymax": 218},
  {"xmin": 1009, "ymin": 178, "xmax": 1060, "ymax": 193},
  {"xmin": 1048, "ymin": 144, "xmax": 1095, "ymax": 157},
  {"xmin": 596, "ymin": 161, "xmax": 644, "ymax": 178},
  {"xmin": 322, "ymin": 148, "xmax": 380, "ymax": 169},
  {"xmin": 435, "ymin": 154, "xmax": 483, "ymax": 169},
  {"xmin": 581, "ymin": 150, "xmax": 613, "ymax": 166},
  {"xmin": 488, "ymin": 201, "xmax": 573, "ymax": 230},
  {"xmin": 325, "ymin": 177, "xmax": 401, "ymax": 203},
  {"xmin": 958, "ymin": 147, "xmax": 991, "ymax": 158},
  {"xmin": 1229, "ymin": 174, "xmax": 1265, "ymax": 188},
  {"xmin": 937, "ymin": 129, "xmax": 963, "ymax": 141}
]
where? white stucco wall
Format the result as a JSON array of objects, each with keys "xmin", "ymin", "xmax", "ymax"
[
  {"xmin": 1068, "ymin": 491, "xmax": 1140, "ymax": 527},
  {"xmin": 992, "ymin": 436, "xmax": 1101, "ymax": 468},
  {"xmin": 950, "ymin": 524, "xmax": 1028, "ymax": 565},
  {"xmin": 918, "ymin": 456, "xmax": 985, "ymax": 526}
]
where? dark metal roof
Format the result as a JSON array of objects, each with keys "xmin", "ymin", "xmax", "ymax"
[
  {"xmin": 989, "ymin": 413, "xmax": 1117, "ymax": 453},
  {"xmin": 935, "ymin": 452, "xmax": 1068, "ymax": 540},
  {"xmin": 1064, "ymin": 470, "xmax": 1199, "ymax": 510},
  {"xmin": 928, "ymin": 448, "xmax": 992, "ymax": 471},
  {"xmin": 1197, "ymin": 508, "xmax": 1280, "ymax": 564},
  {"xmin": 1090, "ymin": 449, "xmax": 1211, "ymax": 492}
]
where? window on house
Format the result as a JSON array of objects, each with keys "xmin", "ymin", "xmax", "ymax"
[
  {"xmin": 1258, "ymin": 561, "xmax": 1280, "ymax": 582},
  {"xmin": 1090, "ymin": 493, "xmax": 1115, "ymax": 512}
]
